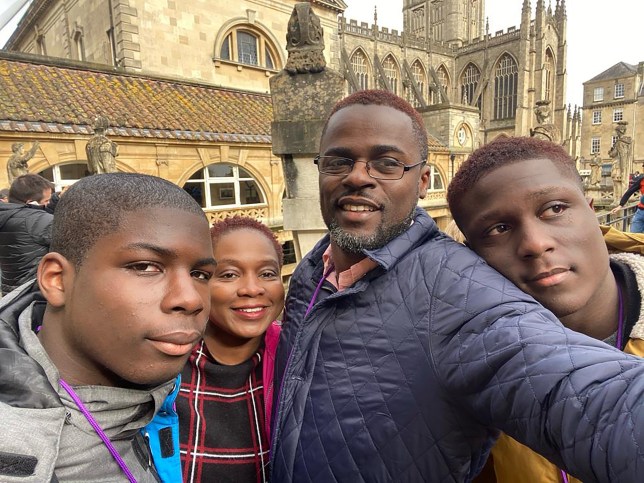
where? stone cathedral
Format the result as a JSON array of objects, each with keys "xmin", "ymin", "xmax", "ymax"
[{"xmin": 0, "ymin": 0, "xmax": 580, "ymax": 267}]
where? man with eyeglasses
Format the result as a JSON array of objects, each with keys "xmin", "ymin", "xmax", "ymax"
[{"xmin": 270, "ymin": 90, "xmax": 644, "ymax": 482}]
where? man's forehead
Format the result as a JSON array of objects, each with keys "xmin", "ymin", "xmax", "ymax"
[{"xmin": 323, "ymin": 104, "xmax": 414, "ymax": 142}]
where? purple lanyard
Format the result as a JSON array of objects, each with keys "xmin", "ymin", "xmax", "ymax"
[
  {"xmin": 305, "ymin": 264, "xmax": 334, "ymax": 318},
  {"xmin": 559, "ymin": 284, "xmax": 625, "ymax": 483},
  {"xmin": 59, "ymin": 379, "xmax": 137, "ymax": 483}
]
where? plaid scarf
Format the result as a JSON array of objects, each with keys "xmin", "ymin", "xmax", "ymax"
[{"xmin": 178, "ymin": 340, "xmax": 269, "ymax": 482}]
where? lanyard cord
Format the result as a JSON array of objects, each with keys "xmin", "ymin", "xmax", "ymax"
[
  {"xmin": 59, "ymin": 379, "xmax": 137, "ymax": 483},
  {"xmin": 304, "ymin": 264, "xmax": 334, "ymax": 318},
  {"xmin": 616, "ymin": 283, "xmax": 625, "ymax": 350},
  {"xmin": 559, "ymin": 283, "xmax": 625, "ymax": 483}
]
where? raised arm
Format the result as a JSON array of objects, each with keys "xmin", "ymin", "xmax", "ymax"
[{"xmin": 429, "ymin": 248, "xmax": 644, "ymax": 482}]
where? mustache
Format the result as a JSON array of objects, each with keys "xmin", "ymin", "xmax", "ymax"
[{"xmin": 335, "ymin": 189, "xmax": 380, "ymax": 203}]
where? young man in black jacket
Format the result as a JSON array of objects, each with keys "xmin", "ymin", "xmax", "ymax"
[{"xmin": 0, "ymin": 174, "xmax": 54, "ymax": 294}]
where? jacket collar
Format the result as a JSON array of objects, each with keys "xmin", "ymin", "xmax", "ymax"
[{"xmin": 306, "ymin": 207, "xmax": 437, "ymax": 280}]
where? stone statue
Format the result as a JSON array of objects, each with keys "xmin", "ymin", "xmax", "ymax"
[
  {"xmin": 85, "ymin": 116, "xmax": 118, "ymax": 175},
  {"xmin": 530, "ymin": 100, "xmax": 561, "ymax": 144},
  {"xmin": 589, "ymin": 155, "xmax": 602, "ymax": 187},
  {"xmin": 7, "ymin": 141, "xmax": 40, "ymax": 183},
  {"xmin": 608, "ymin": 121, "xmax": 632, "ymax": 203},
  {"xmin": 284, "ymin": 3, "xmax": 326, "ymax": 75}
]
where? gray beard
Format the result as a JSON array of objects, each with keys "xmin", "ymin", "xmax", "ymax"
[{"xmin": 328, "ymin": 209, "xmax": 415, "ymax": 254}]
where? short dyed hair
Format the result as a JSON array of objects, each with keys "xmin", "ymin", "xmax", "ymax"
[
  {"xmin": 322, "ymin": 90, "xmax": 429, "ymax": 162},
  {"xmin": 447, "ymin": 136, "xmax": 581, "ymax": 223},
  {"xmin": 50, "ymin": 173, "xmax": 206, "ymax": 268},
  {"xmin": 210, "ymin": 216, "xmax": 284, "ymax": 268},
  {"xmin": 9, "ymin": 174, "xmax": 54, "ymax": 204}
]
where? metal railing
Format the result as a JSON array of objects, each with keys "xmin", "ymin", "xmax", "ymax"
[{"xmin": 596, "ymin": 202, "xmax": 638, "ymax": 231}]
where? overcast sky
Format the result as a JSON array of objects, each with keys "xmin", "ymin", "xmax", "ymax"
[
  {"xmin": 344, "ymin": 0, "xmax": 643, "ymax": 107},
  {"xmin": 1, "ymin": 1, "xmax": 641, "ymax": 107}
]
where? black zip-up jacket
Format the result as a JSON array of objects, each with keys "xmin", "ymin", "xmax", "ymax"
[{"xmin": 0, "ymin": 202, "xmax": 53, "ymax": 294}]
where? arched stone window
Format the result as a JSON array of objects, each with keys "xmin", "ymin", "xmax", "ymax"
[
  {"xmin": 407, "ymin": 60, "xmax": 427, "ymax": 107},
  {"xmin": 431, "ymin": 65, "xmax": 450, "ymax": 105},
  {"xmin": 544, "ymin": 49, "xmax": 554, "ymax": 101},
  {"xmin": 38, "ymin": 163, "xmax": 91, "ymax": 191},
  {"xmin": 460, "ymin": 63, "xmax": 480, "ymax": 106},
  {"xmin": 350, "ymin": 49, "xmax": 370, "ymax": 93},
  {"xmin": 218, "ymin": 26, "xmax": 279, "ymax": 70},
  {"xmin": 493, "ymin": 54, "xmax": 518, "ymax": 120},
  {"xmin": 183, "ymin": 163, "xmax": 266, "ymax": 209},
  {"xmin": 382, "ymin": 55, "xmax": 400, "ymax": 95}
]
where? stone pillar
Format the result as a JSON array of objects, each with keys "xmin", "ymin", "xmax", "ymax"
[{"xmin": 270, "ymin": 3, "xmax": 345, "ymax": 260}]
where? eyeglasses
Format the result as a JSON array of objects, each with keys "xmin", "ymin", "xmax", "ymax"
[{"xmin": 314, "ymin": 156, "xmax": 426, "ymax": 180}]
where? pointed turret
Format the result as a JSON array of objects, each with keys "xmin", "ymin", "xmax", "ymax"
[
  {"xmin": 535, "ymin": 0, "xmax": 546, "ymax": 35},
  {"xmin": 521, "ymin": 0, "xmax": 531, "ymax": 25}
]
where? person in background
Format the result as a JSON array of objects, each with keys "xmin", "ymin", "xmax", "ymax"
[
  {"xmin": 0, "ymin": 174, "xmax": 53, "ymax": 294},
  {"xmin": 0, "ymin": 188, "xmax": 9, "ymax": 202},
  {"xmin": 611, "ymin": 164, "xmax": 644, "ymax": 233},
  {"xmin": 447, "ymin": 136, "xmax": 644, "ymax": 483},
  {"xmin": 270, "ymin": 90, "xmax": 644, "ymax": 483},
  {"xmin": 0, "ymin": 172, "xmax": 216, "ymax": 482},
  {"xmin": 178, "ymin": 216, "xmax": 284, "ymax": 483}
]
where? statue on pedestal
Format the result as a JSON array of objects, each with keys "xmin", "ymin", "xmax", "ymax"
[
  {"xmin": 85, "ymin": 116, "xmax": 118, "ymax": 175},
  {"xmin": 608, "ymin": 121, "xmax": 632, "ymax": 204},
  {"xmin": 530, "ymin": 100, "xmax": 561, "ymax": 144},
  {"xmin": 7, "ymin": 141, "xmax": 40, "ymax": 183}
]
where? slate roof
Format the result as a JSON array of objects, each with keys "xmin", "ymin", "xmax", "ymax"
[
  {"xmin": 585, "ymin": 62, "xmax": 638, "ymax": 83},
  {"xmin": 0, "ymin": 52, "xmax": 273, "ymax": 143}
]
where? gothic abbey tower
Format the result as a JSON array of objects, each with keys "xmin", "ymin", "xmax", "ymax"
[{"xmin": 403, "ymin": 0, "xmax": 485, "ymax": 47}]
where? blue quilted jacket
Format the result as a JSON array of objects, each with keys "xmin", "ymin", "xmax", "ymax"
[{"xmin": 270, "ymin": 208, "xmax": 644, "ymax": 482}]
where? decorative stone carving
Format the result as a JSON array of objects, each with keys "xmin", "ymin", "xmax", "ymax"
[
  {"xmin": 608, "ymin": 121, "xmax": 632, "ymax": 203},
  {"xmin": 530, "ymin": 100, "xmax": 561, "ymax": 144},
  {"xmin": 284, "ymin": 3, "xmax": 326, "ymax": 75},
  {"xmin": 7, "ymin": 141, "xmax": 39, "ymax": 183},
  {"xmin": 589, "ymin": 155, "xmax": 602, "ymax": 187},
  {"xmin": 85, "ymin": 115, "xmax": 118, "ymax": 175}
]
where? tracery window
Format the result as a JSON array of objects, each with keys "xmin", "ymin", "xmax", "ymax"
[
  {"xmin": 411, "ymin": 6, "xmax": 426, "ymax": 36},
  {"xmin": 431, "ymin": 65, "xmax": 450, "ymax": 105},
  {"xmin": 382, "ymin": 55, "xmax": 400, "ymax": 95},
  {"xmin": 407, "ymin": 60, "xmax": 426, "ymax": 107},
  {"xmin": 350, "ymin": 49, "xmax": 370, "ymax": 93},
  {"xmin": 460, "ymin": 63, "xmax": 480, "ymax": 106},
  {"xmin": 183, "ymin": 163, "xmax": 266, "ymax": 209},
  {"xmin": 493, "ymin": 54, "xmax": 518, "ymax": 120}
]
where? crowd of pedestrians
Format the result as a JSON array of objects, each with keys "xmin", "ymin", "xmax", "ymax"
[{"xmin": 1, "ymin": 91, "xmax": 643, "ymax": 483}]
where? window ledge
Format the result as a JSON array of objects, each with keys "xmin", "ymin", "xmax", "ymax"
[{"xmin": 212, "ymin": 57, "xmax": 279, "ymax": 75}]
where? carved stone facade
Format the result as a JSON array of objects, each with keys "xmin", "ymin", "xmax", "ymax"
[
  {"xmin": 580, "ymin": 61, "xmax": 644, "ymax": 207},
  {"xmin": 339, "ymin": 0, "xmax": 575, "ymax": 151},
  {"xmin": 5, "ymin": 0, "xmax": 344, "ymax": 94},
  {"xmin": 2, "ymin": 0, "xmax": 582, "ymax": 249}
]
